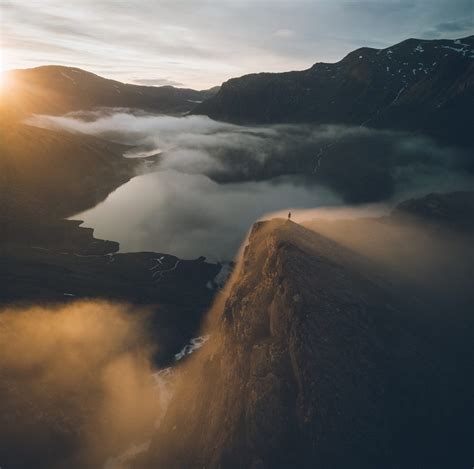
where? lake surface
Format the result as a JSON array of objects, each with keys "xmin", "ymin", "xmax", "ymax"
[
  {"xmin": 75, "ymin": 170, "xmax": 341, "ymax": 261},
  {"xmin": 41, "ymin": 111, "xmax": 472, "ymax": 261}
]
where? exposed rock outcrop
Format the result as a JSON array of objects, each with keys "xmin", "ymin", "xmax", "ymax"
[{"xmin": 139, "ymin": 219, "xmax": 472, "ymax": 468}]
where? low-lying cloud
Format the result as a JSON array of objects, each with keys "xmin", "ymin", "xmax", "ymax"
[
  {"xmin": 27, "ymin": 111, "xmax": 473, "ymax": 201},
  {"xmin": 26, "ymin": 111, "xmax": 474, "ymax": 259},
  {"xmin": 133, "ymin": 78, "xmax": 185, "ymax": 87},
  {"xmin": 0, "ymin": 301, "xmax": 161, "ymax": 469}
]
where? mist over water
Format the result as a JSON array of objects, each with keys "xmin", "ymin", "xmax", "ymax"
[
  {"xmin": 76, "ymin": 171, "xmax": 340, "ymax": 260},
  {"xmin": 28, "ymin": 110, "xmax": 474, "ymax": 259}
]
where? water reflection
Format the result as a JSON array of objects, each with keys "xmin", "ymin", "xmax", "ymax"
[{"xmin": 74, "ymin": 170, "xmax": 341, "ymax": 261}]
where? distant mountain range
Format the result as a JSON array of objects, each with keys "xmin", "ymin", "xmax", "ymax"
[
  {"xmin": 2, "ymin": 35, "xmax": 473, "ymax": 226},
  {"xmin": 4, "ymin": 36, "xmax": 472, "ymax": 146},
  {"xmin": 194, "ymin": 36, "xmax": 474, "ymax": 146},
  {"xmin": 2, "ymin": 65, "xmax": 219, "ymax": 118}
]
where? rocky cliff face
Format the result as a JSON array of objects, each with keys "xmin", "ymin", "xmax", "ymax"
[
  {"xmin": 194, "ymin": 36, "xmax": 474, "ymax": 146},
  {"xmin": 138, "ymin": 218, "xmax": 472, "ymax": 468}
]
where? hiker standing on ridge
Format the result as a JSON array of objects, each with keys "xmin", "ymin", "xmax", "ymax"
[{"xmin": 288, "ymin": 211, "xmax": 291, "ymax": 220}]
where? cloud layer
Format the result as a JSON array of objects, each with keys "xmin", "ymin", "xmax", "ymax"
[
  {"xmin": 0, "ymin": 301, "xmax": 160, "ymax": 469},
  {"xmin": 27, "ymin": 111, "xmax": 474, "ymax": 259}
]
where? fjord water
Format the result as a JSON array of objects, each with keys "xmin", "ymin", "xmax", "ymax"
[
  {"xmin": 39, "ymin": 111, "xmax": 471, "ymax": 261},
  {"xmin": 74, "ymin": 171, "xmax": 341, "ymax": 261}
]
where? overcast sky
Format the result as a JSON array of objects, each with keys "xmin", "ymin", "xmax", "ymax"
[{"xmin": 1, "ymin": 0, "xmax": 472, "ymax": 89}]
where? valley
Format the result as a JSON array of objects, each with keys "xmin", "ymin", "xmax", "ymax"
[{"xmin": 1, "ymin": 28, "xmax": 473, "ymax": 469}]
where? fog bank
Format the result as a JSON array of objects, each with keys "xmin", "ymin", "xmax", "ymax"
[
  {"xmin": 27, "ymin": 111, "xmax": 473, "ymax": 202},
  {"xmin": 26, "ymin": 110, "xmax": 474, "ymax": 259},
  {"xmin": 0, "ymin": 301, "xmax": 161, "ymax": 469}
]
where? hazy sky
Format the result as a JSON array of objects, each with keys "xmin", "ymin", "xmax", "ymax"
[{"xmin": 1, "ymin": 0, "xmax": 473, "ymax": 88}]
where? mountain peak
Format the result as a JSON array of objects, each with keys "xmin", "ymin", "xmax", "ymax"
[
  {"xmin": 192, "ymin": 36, "xmax": 473, "ymax": 145},
  {"xmin": 138, "ymin": 213, "xmax": 472, "ymax": 468}
]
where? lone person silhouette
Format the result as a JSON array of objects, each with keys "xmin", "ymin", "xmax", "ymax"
[{"xmin": 288, "ymin": 211, "xmax": 291, "ymax": 221}]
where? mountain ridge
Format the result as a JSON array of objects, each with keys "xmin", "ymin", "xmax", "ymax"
[
  {"xmin": 193, "ymin": 36, "xmax": 474, "ymax": 146},
  {"xmin": 138, "ymin": 210, "xmax": 473, "ymax": 468},
  {"xmin": 2, "ymin": 65, "xmax": 219, "ymax": 119}
]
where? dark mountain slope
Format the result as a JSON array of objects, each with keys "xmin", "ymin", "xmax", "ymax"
[
  {"xmin": 0, "ymin": 122, "xmax": 145, "ymax": 243},
  {"xmin": 393, "ymin": 190, "xmax": 474, "ymax": 231},
  {"xmin": 139, "ymin": 216, "xmax": 472, "ymax": 469},
  {"xmin": 2, "ymin": 65, "xmax": 218, "ymax": 119},
  {"xmin": 194, "ymin": 36, "xmax": 474, "ymax": 145}
]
